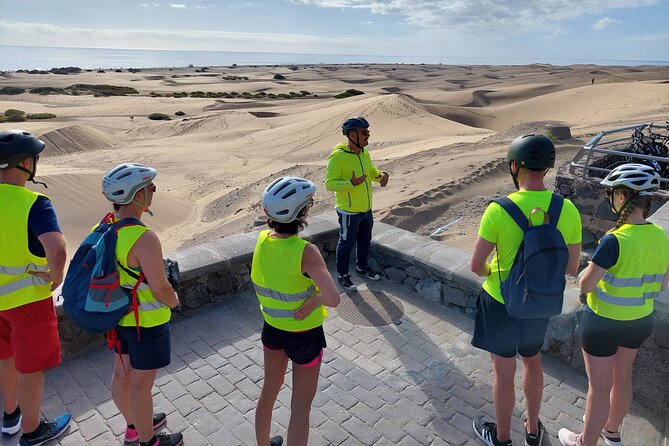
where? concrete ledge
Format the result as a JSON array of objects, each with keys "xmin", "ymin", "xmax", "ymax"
[{"xmin": 55, "ymin": 210, "xmax": 669, "ymax": 408}]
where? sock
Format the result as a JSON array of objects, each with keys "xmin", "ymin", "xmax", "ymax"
[
  {"xmin": 3, "ymin": 407, "xmax": 20, "ymax": 419},
  {"xmin": 140, "ymin": 434, "xmax": 158, "ymax": 446}
]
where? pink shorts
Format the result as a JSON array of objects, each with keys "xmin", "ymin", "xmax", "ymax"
[{"xmin": 0, "ymin": 297, "xmax": 61, "ymax": 373}]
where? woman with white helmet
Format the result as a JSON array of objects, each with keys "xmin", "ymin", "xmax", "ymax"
[
  {"xmin": 101, "ymin": 163, "xmax": 183, "ymax": 446},
  {"xmin": 251, "ymin": 177, "xmax": 340, "ymax": 446},
  {"xmin": 558, "ymin": 163, "xmax": 669, "ymax": 446}
]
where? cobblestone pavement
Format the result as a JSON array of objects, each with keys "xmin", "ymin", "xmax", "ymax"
[{"xmin": 1, "ymin": 280, "xmax": 663, "ymax": 445}]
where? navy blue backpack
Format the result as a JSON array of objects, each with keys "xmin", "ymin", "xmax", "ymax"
[
  {"xmin": 62, "ymin": 213, "xmax": 145, "ymax": 334},
  {"xmin": 492, "ymin": 194, "xmax": 569, "ymax": 319}
]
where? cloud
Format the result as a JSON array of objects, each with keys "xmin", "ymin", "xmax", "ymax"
[
  {"xmin": 592, "ymin": 17, "xmax": 621, "ymax": 30},
  {"xmin": 140, "ymin": 2, "xmax": 160, "ymax": 6},
  {"xmin": 624, "ymin": 31, "xmax": 669, "ymax": 42},
  {"xmin": 290, "ymin": 0, "xmax": 657, "ymax": 35},
  {"xmin": 362, "ymin": 21, "xmax": 374, "ymax": 24},
  {"xmin": 169, "ymin": 3, "xmax": 186, "ymax": 8}
]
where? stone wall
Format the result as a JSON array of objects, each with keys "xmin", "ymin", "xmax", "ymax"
[{"xmin": 55, "ymin": 210, "xmax": 669, "ymax": 408}]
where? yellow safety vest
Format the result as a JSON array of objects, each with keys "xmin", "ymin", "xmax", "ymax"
[
  {"xmin": 115, "ymin": 224, "xmax": 171, "ymax": 328},
  {"xmin": 251, "ymin": 230, "xmax": 323, "ymax": 331},
  {"xmin": 0, "ymin": 184, "xmax": 52, "ymax": 310},
  {"xmin": 588, "ymin": 223, "xmax": 669, "ymax": 321}
]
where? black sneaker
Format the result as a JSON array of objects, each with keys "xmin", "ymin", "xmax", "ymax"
[
  {"xmin": 338, "ymin": 274, "xmax": 356, "ymax": 290},
  {"xmin": 2, "ymin": 407, "xmax": 21, "ymax": 435},
  {"xmin": 525, "ymin": 419, "xmax": 545, "ymax": 446},
  {"xmin": 18, "ymin": 414, "xmax": 71, "ymax": 446},
  {"xmin": 150, "ymin": 432, "xmax": 183, "ymax": 446},
  {"xmin": 355, "ymin": 267, "xmax": 381, "ymax": 280},
  {"xmin": 269, "ymin": 435, "xmax": 283, "ymax": 446},
  {"xmin": 473, "ymin": 418, "xmax": 512, "ymax": 446}
]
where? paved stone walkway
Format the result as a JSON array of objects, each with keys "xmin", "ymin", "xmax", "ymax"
[{"xmin": 1, "ymin": 280, "xmax": 663, "ymax": 445}]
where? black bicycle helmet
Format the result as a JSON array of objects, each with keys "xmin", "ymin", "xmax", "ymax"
[
  {"xmin": 0, "ymin": 130, "xmax": 46, "ymax": 170},
  {"xmin": 341, "ymin": 116, "xmax": 369, "ymax": 135},
  {"xmin": 506, "ymin": 134, "xmax": 556, "ymax": 169}
]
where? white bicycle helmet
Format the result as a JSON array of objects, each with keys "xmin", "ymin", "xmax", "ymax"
[
  {"xmin": 102, "ymin": 163, "xmax": 157, "ymax": 204},
  {"xmin": 262, "ymin": 176, "xmax": 316, "ymax": 223},
  {"xmin": 600, "ymin": 163, "xmax": 660, "ymax": 196}
]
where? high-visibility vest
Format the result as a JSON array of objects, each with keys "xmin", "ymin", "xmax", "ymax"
[
  {"xmin": 0, "ymin": 184, "xmax": 52, "ymax": 310},
  {"xmin": 251, "ymin": 230, "xmax": 322, "ymax": 331},
  {"xmin": 116, "ymin": 224, "xmax": 171, "ymax": 328},
  {"xmin": 588, "ymin": 223, "xmax": 669, "ymax": 321}
]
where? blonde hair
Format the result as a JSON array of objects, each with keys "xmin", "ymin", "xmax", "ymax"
[{"xmin": 610, "ymin": 188, "xmax": 652, "ymax": 231}]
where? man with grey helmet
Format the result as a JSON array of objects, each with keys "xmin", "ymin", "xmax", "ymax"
[
  {"xmin": 470, "ymin": 134, "xmax": 582, "ymax": 446},
  {"xmin": 0, "ymin": 130, "xmax": 71, "ymax": 446},
  {"xmin": 101, "ymin": 163, "xmax": 183, "ymax": 446}
]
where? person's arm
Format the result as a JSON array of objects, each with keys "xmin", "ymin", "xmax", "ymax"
[
  {"xmin": 325, "ymin": 155, "xmax": 356, "ymax": 191},
  {"xmin": 294, "ymin": 243, "xmax": 340, "ymax": 320},
  {"xmin": 566, "ymin": 243, "xmax": 581, "ymax": 275},
  {"xmin": 131, "ymin": 231, "xmax": 179, "ymax": 308},
  {"xmin": 32, "ymin": 232, "xmax": 67, "ymax": 291},
  {"xmin": 579, "ymin": 261, "xmax": 606, "ymax": 294},
  {"xmin": 470, "ymin": 236, "xmax": 495, "ymax": 277}
]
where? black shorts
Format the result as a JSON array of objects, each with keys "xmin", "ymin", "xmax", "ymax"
[
  {"xmin": 261, "ymin": 322, "xmax": 326, "ymax": 366},
  {"xmin": 471, "ymin": 289, "xmax": 549, "ymax": 358},
  {"xmin": 114, "ymin": 323, "xmax": 171, "ymax": 370},
  {"xmin": 580, "ymin": 309, "xmax": 653, "ymax": 357}
]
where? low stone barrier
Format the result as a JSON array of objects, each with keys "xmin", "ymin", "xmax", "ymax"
[{"xmin": 54, "ymin": 210, "xmax": 669, "ymax": 408}]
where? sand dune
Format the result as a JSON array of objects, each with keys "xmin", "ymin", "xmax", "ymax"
[{"xmin": 2, "ymin": 63, "xmax": 668, "ymax": 253}]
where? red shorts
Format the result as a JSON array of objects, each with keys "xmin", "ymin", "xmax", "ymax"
[{"xmin": 0, "ymin": 297, "xmax": 61, "ymax": 373}]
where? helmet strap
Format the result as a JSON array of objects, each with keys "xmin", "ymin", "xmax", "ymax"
[
  {"xmin": 16, "ymin": 157, "xmax": 47, "ymax": 188},
  {"xmin": 131, "ymin": 186, "xmax": 153, "ymax": 216},
  {"xmin": 610, "ymin": 189, "xmax": 635, "ymax": 216},
  {"xmin": 509, "ymin": 163, "xmax": 520, "ymax": 190},
  {"xmin": 346, "ymin": 132, "xmax": 365, "ymax": 152}
]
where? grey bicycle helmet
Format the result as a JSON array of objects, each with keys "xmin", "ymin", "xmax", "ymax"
[
  {"xmin": 0, "ymin": 130, "xmax": 45, "ymax": 169},
  {"xmin": 341, "ymin": 116, "xmax": 369, "ymax": 135},
  {"xmin": 507, "ymin": 134, "xmax": 556, "ymax": 169},
  {"xmin": 600, "ymin": 163, "xmax": 660, "ymax": 196},
  {"xmin": 102, "ymin": 163, "xmax": 157, "ymax": 204},
  {"xmin": 262, "ymin": 177, "xmax": 315, "ymax": 223}
]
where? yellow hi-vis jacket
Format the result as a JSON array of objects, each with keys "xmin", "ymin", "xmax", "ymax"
[
  {"xmin": 251, "ymin": 230, "xmax": 322, "ymax": 331},
  {"xmin": 587, "ymin": 223, "xmax": 669, "ymax": 321},
  {"xmin": 0, "ymin": 184, "xmax": 52, "ymax": 310},
  {"xmin": 115, "ymin": 224, "xmax": 170, "ymax": 328},
  {"xmin": 325, "ymin": 143, "xmax": 385, "ymax": 213}
]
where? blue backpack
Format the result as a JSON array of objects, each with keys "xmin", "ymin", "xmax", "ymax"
[
  {"xmin": 492, "ymin": 194, "xmax": 569, "ymax": 319},
  {"xmin": 62, "ymin": 213, "xmax": 145, "ymax": 334}
]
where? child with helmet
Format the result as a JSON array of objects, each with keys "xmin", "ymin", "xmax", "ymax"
[
  {"xmin": 251, "ymin": 177, "xmax": 340, "ymax": 446},
  {"xmin": 558, "ymin": 163, "xmax": 669, "ymax": 446},
  {"xmin": 101, "ymin": 163, "xmax": 183, "ymax": 446}
]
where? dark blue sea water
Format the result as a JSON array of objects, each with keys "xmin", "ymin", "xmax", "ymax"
[{"xmin": 1, "ymin": 45, "xmax": 667, "ymax": 71}]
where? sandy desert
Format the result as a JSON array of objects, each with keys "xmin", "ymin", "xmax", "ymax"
[{"xmin": 1, "ymin": 63, "xmax": 668, "ymax": 257}]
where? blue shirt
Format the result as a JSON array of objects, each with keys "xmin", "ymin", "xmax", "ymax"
[
  {"xmin": 591, "ymin": 233, "xmax": 620, "ymax": 269},
  {"xmin": 28, "ymin": 196, "xmax": 61, "ymax": 257}
]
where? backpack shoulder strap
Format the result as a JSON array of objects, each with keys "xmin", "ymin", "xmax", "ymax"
[
  {"xmin": 547, "ymin": 194, "xmax": 564, "ymax": 228},
  {"xmin": 111, "ymin": 217, "xmax": 146, "ymax": 282},
  {"xmin": 491, "ymin": 197, "xmax": 529, "ymax": 232}
]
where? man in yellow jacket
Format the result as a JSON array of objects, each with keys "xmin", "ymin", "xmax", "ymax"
[
  {"xmin": 325, "ymin": 117, "xmax": 388, "ymax": 290},
  {"xmin": 0, "ymin": 130, "xmax": 71, "ymax": 445}
]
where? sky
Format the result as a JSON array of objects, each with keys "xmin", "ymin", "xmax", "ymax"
[{"xmin": 0, "ymin": 0, "xmax": 668, "ymax": 63}]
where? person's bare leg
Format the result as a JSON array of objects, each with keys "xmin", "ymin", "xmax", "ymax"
[
  {"xmin": 582, "ymin": 351, "xmax": 614, "ymax": 446},
  {"xmin": 286, "ymin": 361, "xmax": 320, "ymax": 446},
  {"xmin": 111, "ymin": 354, "xmax": 133, "ymax": 424},
  {"xmin": 0, "ymin": 358, "xmax": 18, "ymax": 414},
  {"xmin": 129, "ymin": 368, "xmax": 158, "ymax": 443},
  {"xmin": 16, "ymin": 371, "xmax": 43, "ymax": 433},
  {"xmin": 255, "ymin": 349, "xmax": 288, "ymax": 446},
  {"xmin": 605, "ymin": 347, "xmax": 638, "ymax": 434},
  {"xmin": 490, "ymin": 353, "xmax": 516, "ymax": 442},
  {"xmin": 520, "ymin": 353, "xmax": 543, "ymax": 434}
]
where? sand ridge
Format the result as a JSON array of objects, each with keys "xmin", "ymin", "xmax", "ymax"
[{"xmin": 1, "ymin": 63, "xmax": 668, "ymax": 257}]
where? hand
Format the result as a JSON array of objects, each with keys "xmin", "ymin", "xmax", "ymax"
[
  {"xmin": 29, "ymin": 270, "xmax": 62, "ymax": 291},
  {"xmin": 380, "ymin": 172, "xmax": 389, "ymax": 187},
  {"xmin": 351, "ymin": 170, "xmax": 366, "ymax": 186},
  {"xmin": 294, "ymin": 296, "xmax": 320, "ymax": 320}
]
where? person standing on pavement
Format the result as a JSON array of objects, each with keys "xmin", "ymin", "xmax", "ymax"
[
  {"xmin": 558, "ymin": 164, "xmax": 669, "ymax": 446},
  {"xmin": 252, "ymin": 177, "xmax": 340, "ymax": 446},
  {"xmin": 469, "ymin": 134, "xmax": 582, "ymax": 446},
  {"xmin": 325, "ymin": 116, "xmax": 389, "ymax": 291},
  {"xmin": 0, "ymin": 130, "xmax": 72, "ymax": 446},
  {"xmin": 101, "ymin": 163, "xmax": 183, "ymax": 446}
]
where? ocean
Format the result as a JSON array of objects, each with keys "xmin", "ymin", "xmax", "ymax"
[{"xmin": 1, "ymin": 45, "xmax": 668, "ymax": 71}]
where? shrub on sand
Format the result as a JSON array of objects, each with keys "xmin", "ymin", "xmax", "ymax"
[
  {"xmin": 148, "ymin": 113, "xmax": 171, "ymax": 121},
  {"xmin": 27, "ymin": 113, "xmax": 56, "ymax": 120},
  {"xmin": 175, "ymin": 111, "xmax": 185, "ymax": 116}
]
